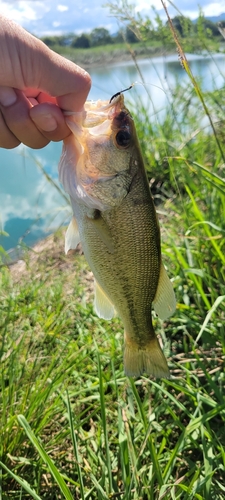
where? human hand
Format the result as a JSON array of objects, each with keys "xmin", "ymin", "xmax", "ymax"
[{"xmin": 0, "ymin": 15, "xmax": 91, "ymax": 149}]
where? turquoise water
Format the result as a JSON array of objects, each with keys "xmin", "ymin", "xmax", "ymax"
[{"xmin": 0, "ymin": 53, "xmax": 224, "ymax": 253}]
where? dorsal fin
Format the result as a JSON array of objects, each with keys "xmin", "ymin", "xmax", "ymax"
[
  {"xmin": 94, "ymin": 280, "xmax": 115, "ymax": 320},
  {"xmin": 153, "ymin": 260, "xmax": 176, "ymax": 320},
  {"xmin": 65, "ymin": 217, "xmax": 80, "ymax": 255}
]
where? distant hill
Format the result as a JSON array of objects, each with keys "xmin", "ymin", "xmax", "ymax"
[
  {"xmin": 193, "ymin": 13, "xmax": 225, "ymax": 23},
  {"xmin": 206, "ymin": 13, "xmax": 225, "ymax": 22}
]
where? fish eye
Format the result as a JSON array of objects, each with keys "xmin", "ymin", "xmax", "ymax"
[{"xmin": 115, "ymin": 130, "xmax": 131, "ymax": 148}]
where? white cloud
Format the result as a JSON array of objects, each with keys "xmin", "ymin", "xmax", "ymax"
[
  {"xmin": 135, "ymin": 0, "xmax": 167, "ymax": 13},
  {"xmin": 53, "ymin": 0, "xmax": 225, "ymax": 35},
  {"xmin": 1, "ymin": 1, "xmax": 50, "ymax": 23},
  {"xmin": 1, "ymin": 1, "xmax": 225, "ymax": 38},
  {"xmin": 203, "ymin": 2, "xmax": 225, "ymax": 16},
  {"xmin": 135, "ymin": 0, "xmax": 225, "ymax": 19},
  {"xmin": 57, "ymin": 4, "xmax": 69, "ymax": 12}
]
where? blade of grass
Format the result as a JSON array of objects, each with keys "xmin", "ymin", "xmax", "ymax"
[
  {"xmin": 161, "ymin": 0, "xmax": 225, "ymax": 162},
  {"xmin": 185, "ymin": 185, "xmax": 225, "ymax": 265},
  {"xmin": 0, "ymin": 462, "xmax": 42, "ymax": 500},
  {"xmin": 129, "ymin": 378, "xmax": 164, "ymax": 488},
  {"xmin": 195, "ymin": 295, "xmax": 225, "ymax": 344},
  {"xmin": 96, "ymin": 347, "xmax": 113, "ymax": 494},
  {"xmin": 89, "ymin": 474, "xmax": 109, "ymax": 500},
  {"xmin": 17, "ymin": 415, "xmax": 74, "ymax": 500},
  {"xmin": 64, "ymin": 390, "xmax": 85, "ymax": 500},
  {"xmin": 201, "ymin": 424, "xmax": 214, "ymax": 500},
  {"xmin": 121, "ymin": 406, "xmax": 140, "ymax": 499}
]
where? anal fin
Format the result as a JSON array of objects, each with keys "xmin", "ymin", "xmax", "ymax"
[
  {"xmin": 94, "ymin": 280, "xmax": 115, "ymax": 320},
  {"xmin": 153, "ymin": 260, "xmax": 176, "ymax": 320}
]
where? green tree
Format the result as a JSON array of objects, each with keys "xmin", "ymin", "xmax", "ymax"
[
  {"xmin": 125, "ymin": 25, "xmax": 139, "ymax": 43},
  {"xmin": 152, "ymin": 11, "xmax": 174, "ymax": 47},
  {"xmin": 90, "ymin": 27, "xmax": 112, "ymax": 46},
  {"xmin": 71, "ymin": 34, "xmax": 90, "ymax": 48},
  {"xmin": 113, "ymin": 29, "xmax": 124, "ymax": 43},
  {"xmin": 41, "ymin": 36, "xmax": 58, "ymax": 47},
  {"xmin": 41, "ymin": 35, "xmax": 74, "ymax": 47},
  {"xmin": 197, "ymin": 18, "xmax": 220, "ymax": 37},
  {"xmin": 60, "ymin": 34, "xmax": 75, "ymax": 46},
  {"xmin": 169, "ymin": 15, "xmax": 193, "ymax": 37},
  {"xmin": 195, "ymin": 11, "xmax": 220, "ymax": 43}
]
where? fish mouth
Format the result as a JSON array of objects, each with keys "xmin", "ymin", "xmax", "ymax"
[
  {"xmin": 83, "ymin": 94, "xmax": 125, "ymax": 128},
  {"xmin": 63, "ymin": 93, "xmax": 126, "ymax": 129},
  {"xmin": 59, "ymin": 93, "xmax": 133, "ymax": 211},
  {"xmin": 84, "ymin": 95, "xmax": 133, "ymax": 148}
]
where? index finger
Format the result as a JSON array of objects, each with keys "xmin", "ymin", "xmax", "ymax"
[
  {"xmin": 0, "ymin": 18, "xmax": 91, "ymax": 112},
  {"xmin": 37, "ymin": 50, "xmax": 91, "ymax": 112}
]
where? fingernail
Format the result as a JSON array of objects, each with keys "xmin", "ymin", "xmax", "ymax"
[
  {"xmin": 0, "ymin": 87, "xmax": 17, "ymax": 107},
  {"xmin": 32, "ymin": 113, "xmax": 57, "ymax": 132}
]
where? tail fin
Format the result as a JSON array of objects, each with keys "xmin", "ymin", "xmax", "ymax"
[{"xmin": 123, "ymin": 334, "xmax": 170, "ymax": 378}]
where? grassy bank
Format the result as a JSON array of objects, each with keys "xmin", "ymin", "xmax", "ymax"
[
  {"xmin": 1, "ymin": 19, "xmax": 225, "ymax": 500},
  {"xmin": 0, "ymin": 208, "xmax": 224, "ymax": 499},
  {"xmin": 52, "ymin": 41, "xmax": 170, "ymax": 68},
  {"xmin": 51, "ymin": 39, "xmax": 224, "ymax": 68}
]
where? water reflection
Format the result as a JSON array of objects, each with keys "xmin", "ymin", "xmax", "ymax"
[
  {"xmin": 0, "ymin": 144, "xmax": 71, "ymax": 253},
  {"xmin": 89, "ymin": 53, "xmax": 225, "ymax": 102},
  {"xmin": 0, "ymin": 52, "xmax": 225, "ymax": 253}
]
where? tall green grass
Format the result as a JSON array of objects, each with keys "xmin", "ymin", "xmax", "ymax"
[{"xmin": 0, "ymin": 7, "xmax": 225, "ymax": 499}]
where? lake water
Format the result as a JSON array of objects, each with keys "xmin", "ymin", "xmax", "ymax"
[{"xmin": 1, "ymin": 52, "xmax": 225, "ymax": 255}]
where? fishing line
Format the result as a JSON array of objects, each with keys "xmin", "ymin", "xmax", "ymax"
[{"xmin": 131, "ymin": 80, "xmax": 167, "ymax": 95}]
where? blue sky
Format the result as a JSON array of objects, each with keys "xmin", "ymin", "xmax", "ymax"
[{"xmin": 0, "ymin": 0, "xmax": 225, "ymax": 36}]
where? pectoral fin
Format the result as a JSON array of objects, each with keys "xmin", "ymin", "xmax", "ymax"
[
  {"xmin": 94, "ymin": 280, "xmax": 115, "ymax": 320},
  {"xmin": 65, "ymin": 217, "xmax": 80, "ymax": 254},
  {"xmin": 153, "ymin": 261, "xmax": 176, "ymax": 320},
  {"xmin": 87, "ymin": 212, "xmax": 114, "ymax": 253}
]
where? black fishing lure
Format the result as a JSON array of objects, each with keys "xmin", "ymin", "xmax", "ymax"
[{"xmin": 109, "ymin": 84, "xmax": 133, "ymax": 103}]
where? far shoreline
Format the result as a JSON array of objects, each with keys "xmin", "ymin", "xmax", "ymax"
[
  {"xmin": 65, "ymin": 48, "xmax": 180, "ymax": 70},
  {"xmin": 60, "ymin": 45, "xmax": 225, "ymax": 70}
]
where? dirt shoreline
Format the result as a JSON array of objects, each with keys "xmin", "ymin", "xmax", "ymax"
[{"xmin": 8, "ymin": 230, "xmax": 79, "ymax": 282}]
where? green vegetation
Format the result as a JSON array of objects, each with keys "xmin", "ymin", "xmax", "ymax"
[
  {"xmin": 39, "ymin": 9, "xmax": 225, "ymax": 67},
  {"xmin": 45, "ymin": 40, "xmax": 166, "ymax": 68},
  {"xmin": 1, "ymin": 4, "xmax": 225, "ymax": 499}
]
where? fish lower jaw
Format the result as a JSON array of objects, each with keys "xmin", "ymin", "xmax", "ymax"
[{"xmin": 123, "ymin": 336, "xmax": 170, "ymax": 379}]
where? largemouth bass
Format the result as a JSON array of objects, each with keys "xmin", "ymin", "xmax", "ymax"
[{"xmin": 59, "ymin": 93, "xmax": 176, "ymax": 377}]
